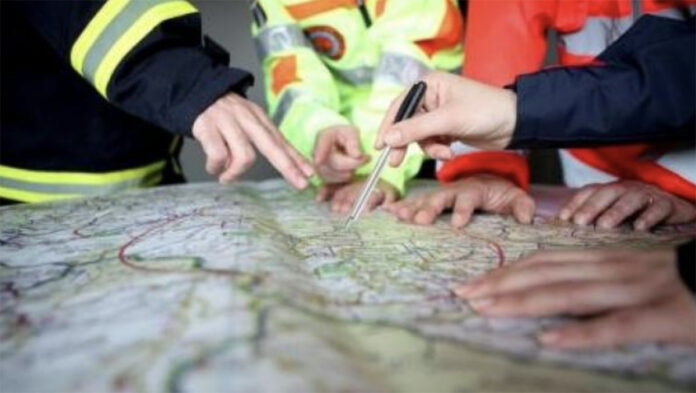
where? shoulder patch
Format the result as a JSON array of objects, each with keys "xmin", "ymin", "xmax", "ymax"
[{"xmin": 305, "ymin": 25, "xmax": 346, "ymax": 60}]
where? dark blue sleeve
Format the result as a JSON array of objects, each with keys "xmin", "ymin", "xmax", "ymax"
[
  {"xmin": 508, "ymin": 15, "xmax": 695, "ymax": 149},
  {"xmin": 677, "ymin": 240, "xmax": 695, "ymax": 293},
  {"xmin": 12, "ymin": 1, "xmax": 253, "ymax": 136}
]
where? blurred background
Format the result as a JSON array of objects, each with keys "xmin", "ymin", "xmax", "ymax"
[{"xmin": 184, "ymin": 0, "xmax": 563, "ymax": 185}]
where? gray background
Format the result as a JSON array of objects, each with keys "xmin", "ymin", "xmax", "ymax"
[
  {"xmin": 182, "ymin": 0, "xmax": 275, "ymax": 183},
  {"xmin": 183, "ymin": 0, "xmax": 562, "ymax": 184}
]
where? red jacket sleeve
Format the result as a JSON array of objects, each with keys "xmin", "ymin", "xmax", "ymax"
[{"xmin": 463, "ymin": 0, "xmax": 556, "ymax": 86}]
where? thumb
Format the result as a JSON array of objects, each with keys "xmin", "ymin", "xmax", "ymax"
[
  {"xmin": 313, "ymin": 132, "xmax": 334, "ymax": 165},
  {"xmin": 337, "ymin": 128, "xmax": 364, "ymax": 159},
  {"xmin": 511, "ymin": 193, "xmax": 536, "ymax": 224},
  {"xmin": 381, "ymin": 108, "xmax": 456, "ymax": 148}
]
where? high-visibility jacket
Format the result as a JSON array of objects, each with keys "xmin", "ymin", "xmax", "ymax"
[
  {"xmin": 0, "ymin": 1, "xmax": 253, "ymax": 204},
  {"xmin": 440, "ymin": 0, "xmax": 696, "ymax": 202},
  {"xmin": 251, "ymin": 0, "xmax": 464, "ymax": 194}
]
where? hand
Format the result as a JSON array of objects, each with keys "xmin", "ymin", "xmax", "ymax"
[
  {"xmin": 192, "ymin": 93, "xmax": 314, "ymax": 188},
  {"xmin": 375, "ymin": 71, "xmax": 517, "ymax": 167},
  {"xmin": 385, "ymin": 175, "xmax": 535, "ymax": 228},
  {"xmin": 314, "ymin": 126, "xmax": 368, "ymax": 184},
  {"xmin": 455, "ymin": 248, "xmax": 696, "ymax": 349},
  {"xmin": 559, "ymin": 180, "xmax": 696, "ymax": 231},
  {"xmin": 317, "ymin": 179, "xmax": 398, "ymax": 214}
]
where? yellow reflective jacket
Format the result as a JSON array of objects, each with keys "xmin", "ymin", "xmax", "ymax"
[{"xmin": 252, "ymin": 0, "xmax": 464, "ymax": 194}]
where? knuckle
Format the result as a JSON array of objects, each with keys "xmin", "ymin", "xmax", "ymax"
[
  {"xmin": 613, "ymin": 312, "xmax": 637, "ymax": 328},
  {"xmin": 608, "ymin": 204, "xmax": 631, "ymax": 218},
  {"xmin": 610, "ymin": 184, "xmax": 626, "ymax": 194},
  {"xmin": 209, "ymin": 149, "xmax": 227, "ymax": 163},
  {"xmin": 278, "ymin": 160, "xmax": 297, "ymax": 174},
  {"xmin": 581, "ymin": 184, "xmax": 600, "ymax": 193},
  {"xmin": 244, "ymin": 149, "xmax": 257, "ymax": 166}
]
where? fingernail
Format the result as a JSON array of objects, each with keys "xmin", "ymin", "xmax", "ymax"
[
  {"xmin": 384, "ymin": 130, "xmax": 402, "ymax": 145},
  {"xmin": 414, "ymin": 211, "xmax": 430, "ymax": 225},
  {"xmin": 597, "ymin": 219, "xmax": 613, "ymax": 229},
  {"xmin": 558, "ymin": 209, "xmax": 570, "ymax": 221},
  {"xmin": 574, "ymin": 215, "xmax": 588, "ymax": 226},
  {"xmin": 454, "ymin": 282, "xmax": 481, "ymax": 298},
  {"xmin": 452, "ymin": 213, "xmax": 464, "ymax": 228},
  {"xmin": 469, "ymin": 297, "xmax": 494, "ymax": 310},
  {"xmin": 297, "ymin": 177, "xmax": 308, "ymax": 189},
  {"xmin": 453, "ymin": 285, "xmax": 471, "ymax": 297},
  {"xmin": 538, "ymin": 331, "xmax": 560, "ymax": 345},
  {"xmin": 521, "ymin": 211, "xmax": 533, "ymax": 224},
  {"xmin": 303, "ymin": 164, "xmax": 315, "ymax": 177},
  {"xmin": 634, "ymin": 220, "xmax": 647, "ymax": 231}
]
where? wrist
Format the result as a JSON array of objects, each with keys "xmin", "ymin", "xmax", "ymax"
[{"xmin": 500, "ymin": 89, "xmax": 517, "ymax": 148}]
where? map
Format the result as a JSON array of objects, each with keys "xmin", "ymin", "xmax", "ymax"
[{"xmin": 1, "ymin": 180, "xmax": 694, "ymax": 393}]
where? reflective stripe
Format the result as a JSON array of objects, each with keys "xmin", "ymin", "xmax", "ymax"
[
  {"xmin": 632, "ymin": 0, "xmax": 642, "ymax": 21},
  {"xmin": 648, "ymin": 5, "xmax": 696, "ymax": 19},
  {"xmin": 272, "ymin": 89, "xmax": 302, "ymax": 126},
  {"xmin": 374, "ymin": 52, "xmax": 429, "ymax": 85},
  {"xmin": 255, "ymin": 24, "xmax": 310, "ymax": 59},
  {"xmin": 83, "ymin": 0, "xmax": 174, "ymax": 86},
  {"xmin": 333, "ymin": 66, "xmax": 374, "ymax": 85},
  {"xmin": 657, "ymin": 149, "xmax": 696, "ymax": 185},
  {"xmin": 285, "ymin": 0, "xmax": 355, "ymax": 20},
  {"xmin": 0, "ymin": 161, "xmax": 166, "ymax": 203},
  {"xmin": 71, "ymin": 0, "xmax": 197, "ymax": 98},
  {"xmin": 71, "ymin": 0, "xmax": 130, "ymax": 74},
  {"xmin": 560, "ymin": 5, "xmax": 694, "ymax": 57},
  {"xmin": 559, "ymin": 150, "xmax": 617, "ymax": 188},
  {"xmin": 559, "ymin": 15, "xmax": 633, "ymax": 57},
  {"xmin": 0, "ymin": 187, "xmax": 81, "ymax": 203}
]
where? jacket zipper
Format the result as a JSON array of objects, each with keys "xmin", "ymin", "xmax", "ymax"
[{"xmin": 356, "ymin": 0, "xmax": 372, "ymax": 27}]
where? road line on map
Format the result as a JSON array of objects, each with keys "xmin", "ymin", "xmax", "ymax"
[{"xmin": 116, "ymin": 211, "xmax": 258, "ymax": 279}]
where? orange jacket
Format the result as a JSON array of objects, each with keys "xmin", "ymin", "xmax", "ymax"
[{"xmin": 439, "ymin": 0, "xmax": 696, "ymax": 202}]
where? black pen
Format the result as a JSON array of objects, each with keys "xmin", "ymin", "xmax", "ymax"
[{"xmin": 344, "ymin": 81, "xmax": 427, "ymax": 228}]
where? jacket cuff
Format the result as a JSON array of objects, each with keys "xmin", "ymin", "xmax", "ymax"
[
  {"xmin": 677, "ymin": 240, "xmax": 695, "ymax": 293},
  {"xmin": 507, "ymin": 73, "xmax": 547, "ymax": 149},
  {"xmin": 437, "ymin": 151, "xmax": 530, "ymax": 190}
]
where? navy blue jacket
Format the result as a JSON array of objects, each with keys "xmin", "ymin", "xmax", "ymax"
[{"xmin": 509, "ymin": 15, "xmax": 695, "ymax": 149}]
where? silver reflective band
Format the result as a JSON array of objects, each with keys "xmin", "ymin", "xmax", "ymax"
[
  {"xmin": 0, "ymin": 170, "xmax": 162, "ymax": 197},
  {"xmin": 560, "ymin": 6, "xmax": 694, "ymax": 58},
  {"xmin": 559, "ymin": 15, "xmax": 633, "ymax": 57},
  {"xmin": 272, "ymin": 89, "xmax": 302, "ymax": 126},
  {"xmin": 255, "ymin": 24, "xmax": 310, "ymax": 59},
  {"xmin": 81, "ymin": 0, "xmax": 174, "ymax": 84},
  {"xmin": 374, "ymin": 52, "xmax": 429, "ymax": 85},
  {"xmin": 333, "ymin": 66, "xmax": 374, "ymax": 85},
  {"xmin": 648, "ymin": 4, "xmax": 696, "ymax": 19}
]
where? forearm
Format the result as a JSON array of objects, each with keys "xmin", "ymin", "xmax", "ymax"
[
  {"xmin": 509, "ymin": 16, "xmax": 695, "ymax": 149},
  {"xmin": 509, "ymin": 64, "xmax": 695, "ymax": 149}
]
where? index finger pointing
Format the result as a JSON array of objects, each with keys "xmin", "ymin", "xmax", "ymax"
[
  {"xmin": 237, "ymin": 107, "xmax": 309, "ymax": 189},
  {"xmin": 248, "ymin": 104, "xmax": 314, "ymax": 177}
]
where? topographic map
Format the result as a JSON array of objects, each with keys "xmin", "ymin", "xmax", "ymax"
[{"xmin": 1, "ymin": 180, "xmax": 694, "ymax": 392}]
